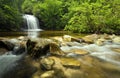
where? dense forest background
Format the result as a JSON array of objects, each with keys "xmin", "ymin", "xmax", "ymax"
[{"xmin": 0, "ymin": 0, "xmax": 120, "ymax": 34}]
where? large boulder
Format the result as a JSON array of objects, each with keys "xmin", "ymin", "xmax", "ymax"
[
  {"xmin": 26, "ymin": 38, "xmax": 65, "ymax": 59},
  {"xmin": 39, "ymin": 56, "xmax": 81, "ymax": 78},
  {"xmin": 0, "ymin": 40, "xmax": 15, "ymax": 51}
]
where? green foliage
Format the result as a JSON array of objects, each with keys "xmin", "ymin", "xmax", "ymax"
[
  {"xmin": 33, "ymin": 0, "xmax": 63, "ymax": 30},
  {"xmin": 21, "ymin": 0, "xmax": 120, "ymax": 34},
  {"xmin": 64, "ymin": 0, "xmax": 120, "ymax": 34},
  {"xmin": 0, "ymin": 0, "xmax": 23, "ymax": 31}
]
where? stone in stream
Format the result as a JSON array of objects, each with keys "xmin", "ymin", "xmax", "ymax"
[
  {"xmin": 40, "ymin": 56, "xmax": 81, "ymax": 70},
  {"xmin": 0, "ymin": 40, "xmax": 15, "ymax": 51},
  {"xmin": 0, "ymin": 48, "xmax": 9, "ymax": 55},
  {"xmin": 82, "ymin": 34, "xmax": 99, "ymax": 44},
  {"xmin": 71, "ymin": 49, "xmax": 89, "ymax": 55},
  {"xmin": 112, "ymin": 36, "xmax": 120, "ymax": 44},
  {"xmin": 95, "ymin": 38, "xmax": 105, "ymax": 46},
  {"xmin": 60, "ymin": 57, "xmax": 81, "ymax": 69},
  {"xmin": 40, "ymin": 58, "xmax": 55, "ymax": 70},
  {"xmin": 40, "ymin": 70, "xmax": 54, "ymax": 78},
  {"xmin": 26, "ymin": 38, "xmax": 65, "ymax": 59},
  {"xmin": 111, "ymin": 48, "xmax": 120, "ymax": 53},
  {"xmin": 39, "ymin": 56, "xmax": 81, "ymax": 78}
]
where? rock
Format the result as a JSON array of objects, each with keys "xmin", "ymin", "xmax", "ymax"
[
  {"xmin": 109, "ymin": 34, "xmax": 116, "ymax": 39},
  {"xmin": 0, "ymin": 37, "xmax": 9, "ymax": 41},
  {"xmin": 112, "ymin": 36, "xmax": 120, "ymax": 44},
  {"xmin": 66, "ymin": 42, "xmax": 82, "ymax": 46},
  {"xmin": 82, "ymin": 34, "xmax": 99, "ymax": 43},
  {"xmin": 63, "ymin": 35, "xmax": 72, "ymax": 42},
  {"xmin": 95, "ymin": 38, "xmax": 105, "ymax": 46},
  {"xmin": 111, "ymin": 48, "xmax": 120, "ymax": 53},
  {"xmin": 60, "ymin": 57, "xmax": 81, "ymax": 69},
  {"xmin": 48, "ymin": 56, "xmax": 81, "ymax": 69},
  {"xmin": 0, "ymin": 48, "xmax": 8, "ymax": 55},
  {"xmin": 71, "ymin": 37, "xmax": 84, "ymax": 43},
  {"xmin": 12, "ymin": 46, "xmax": 26, "ymax": 55},
  {"xmin": 26, "ymin": 38, "xmax": 65, "ymax": 59},
  {"xmin": 50, "ymin": 36, "xmax": 63, "ymax": 43},
  {"xmin": 40, "ymin": 70, "xmax": 54, "ymax": 78},
  {"xmin": 49, "ymin": 43, "xmax": 65, "ymax": 56},
  {"xmin": 71, "ymin": 49, "xmax": 89, "ymax": 55},
  {"xmin": 18, "ymin": 36, "xmax": 26, "ymax": 41},
  {"xmin": 40, "ymin": 58, "xmax": 54, "ymax": 70},
  {"xmin": 0, "ymin": 40, "xmax": 15, "ymax": 51},
  {"xmin": 101, "ymin": 33, "xmax": 110, "ymax": 39}
]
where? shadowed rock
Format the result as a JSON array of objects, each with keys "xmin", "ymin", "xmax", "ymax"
[
  {"xmin": 0, "ymin": 40, "xmax": 15, "ymax": 51},
  {"xmin": 26, "ymin": 38, "xmax": 65, "ymax": 59}
]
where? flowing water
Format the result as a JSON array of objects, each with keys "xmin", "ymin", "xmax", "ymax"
[
  {"xmin": 0, "ymin": 31, "xmax": 120, "ymax": 78},
  {"xmin": 60, "ymin": 41, "xmax": 120, "ymax": 78},
  {"xmin": 23, "ymin": 14, "xmax": 42, "ymax": 38}
]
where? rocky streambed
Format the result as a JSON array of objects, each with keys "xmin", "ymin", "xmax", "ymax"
[{"xmin": 0, "ymin": 34, "xmax": 120, "ymax": 78}]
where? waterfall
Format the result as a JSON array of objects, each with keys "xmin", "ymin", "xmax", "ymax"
[{"xmin": 23, "ymin": 14, "xmax": 42, "ymax": 38}]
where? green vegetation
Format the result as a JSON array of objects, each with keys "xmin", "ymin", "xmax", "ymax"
[
  {"xmin": 0, "ymin": 0, "xmax": 24, "ymax": 31},
  {"xmin": 0, "ymin": 0, "xmax": 120, "ymax": 34}
]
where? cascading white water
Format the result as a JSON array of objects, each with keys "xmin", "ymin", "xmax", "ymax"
[
  {"xmin": 61, "ymin": 43, "xmax": 120, "ymax": 66},
  {"xmin": 23, "ymin": 14, "xmax": 42, "ymax": 38}
]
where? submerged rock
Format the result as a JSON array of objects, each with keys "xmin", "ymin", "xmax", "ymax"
[
  {"xmin": 40, "ymin": 58, "xmax": 54, "ymax": 70},
  {"xmin": 111, "ymin": 48, "xmax": 120, "ymax": 53},
  {"xmin": 60, "ymin": 57, "xmax": 81, "ymax": 69},
  {"xmin": 40, "ymin": 70, "xmax": 54, "ymax": 78}
]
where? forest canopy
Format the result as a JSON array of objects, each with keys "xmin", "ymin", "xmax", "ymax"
[{"xmin": 0, "ymin": 0, "xmax": 120, "ymax": 34}]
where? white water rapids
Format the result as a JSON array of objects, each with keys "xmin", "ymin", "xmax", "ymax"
[{"xmin": 61, "ymin": 43, "xmax": 120, "ymax": 66}]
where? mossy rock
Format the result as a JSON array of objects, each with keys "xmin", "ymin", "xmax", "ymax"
[{"xmin": 26, "ymin": 38, "xmax": 65, "ymax": 59}]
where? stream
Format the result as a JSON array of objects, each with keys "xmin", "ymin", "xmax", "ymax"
[{"xmin": 0, "ymin": 31, "xmax": 120, "ymax": 78}]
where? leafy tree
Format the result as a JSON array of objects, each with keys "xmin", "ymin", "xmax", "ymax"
[
  {"xmin": 0, "ymin": 0, "xmax": 22, "ymax": 31},
  {"xmin": 33, "ymin": 0, "xmax": 63, "ymax": 30},
  {"xmin": 21, "ymin": 0, "xmax": 120, "ymax": 34}
]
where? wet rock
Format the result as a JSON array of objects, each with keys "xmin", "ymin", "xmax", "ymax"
[
  {"xmin": 82, "ymin": 34, "xmax": 99, "ymax": 43},
  {"xmin": 71, "ymin": 37, "xmax": 84, "ymax": 43},
  {"xmin": 50, "ymin": 36, "xmax": 63, "ymax": 43},
  {"xmin": 63, "ymin": 35, "xmax": 72, "ymax": 42},
  {"xmin": 0, "ymin": 40, "xmax": 15, "ymax": 51},
  {"xmin": 17, "ymin": 36, "xmax": 27, "ymax": 41},
  {"xmin": 60, "ymin": 57, "xmax": 81, "ymax": 69},
  {"xmin": 95, "ymin": 38, "xmax": 105, "ymax": 46},
  {"xmin": 71, "ymin": 49, "xmax": 89, "ymax": 55},
  {"xmin": 101, "ymin": 33, "xmax": 111, "ymax": 39},
  {"xmin": 112, "ymin": 37, "xmax": 120, "ymax": 44},
  {"xmin": 40, "ymin": 58, "xmax": 54, "ymax": 70},
  {"xmin": 40, "ymin": 70, "xmax": 54, "ymax": 78},
  {"xmin": 0, "ymin": 48, "xmax": 8, "ymax": 55},
  {"xmin": 111, "ymin": 48, "xmax": 120, "ymax": 53},
  {"xmin": 0, "ymin": 37, "xmax": 9, "ymax": 41},
  {"xmin": 26, "ymin": 38, "xmax": 65, "ymax": 59},
  {"xmin": 12, "ymin": 46, "xmax": 26, "ymax": 55},
  {"xmin": 66, "ymin": 42, "xmax": 82, "ymax": 46}
]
